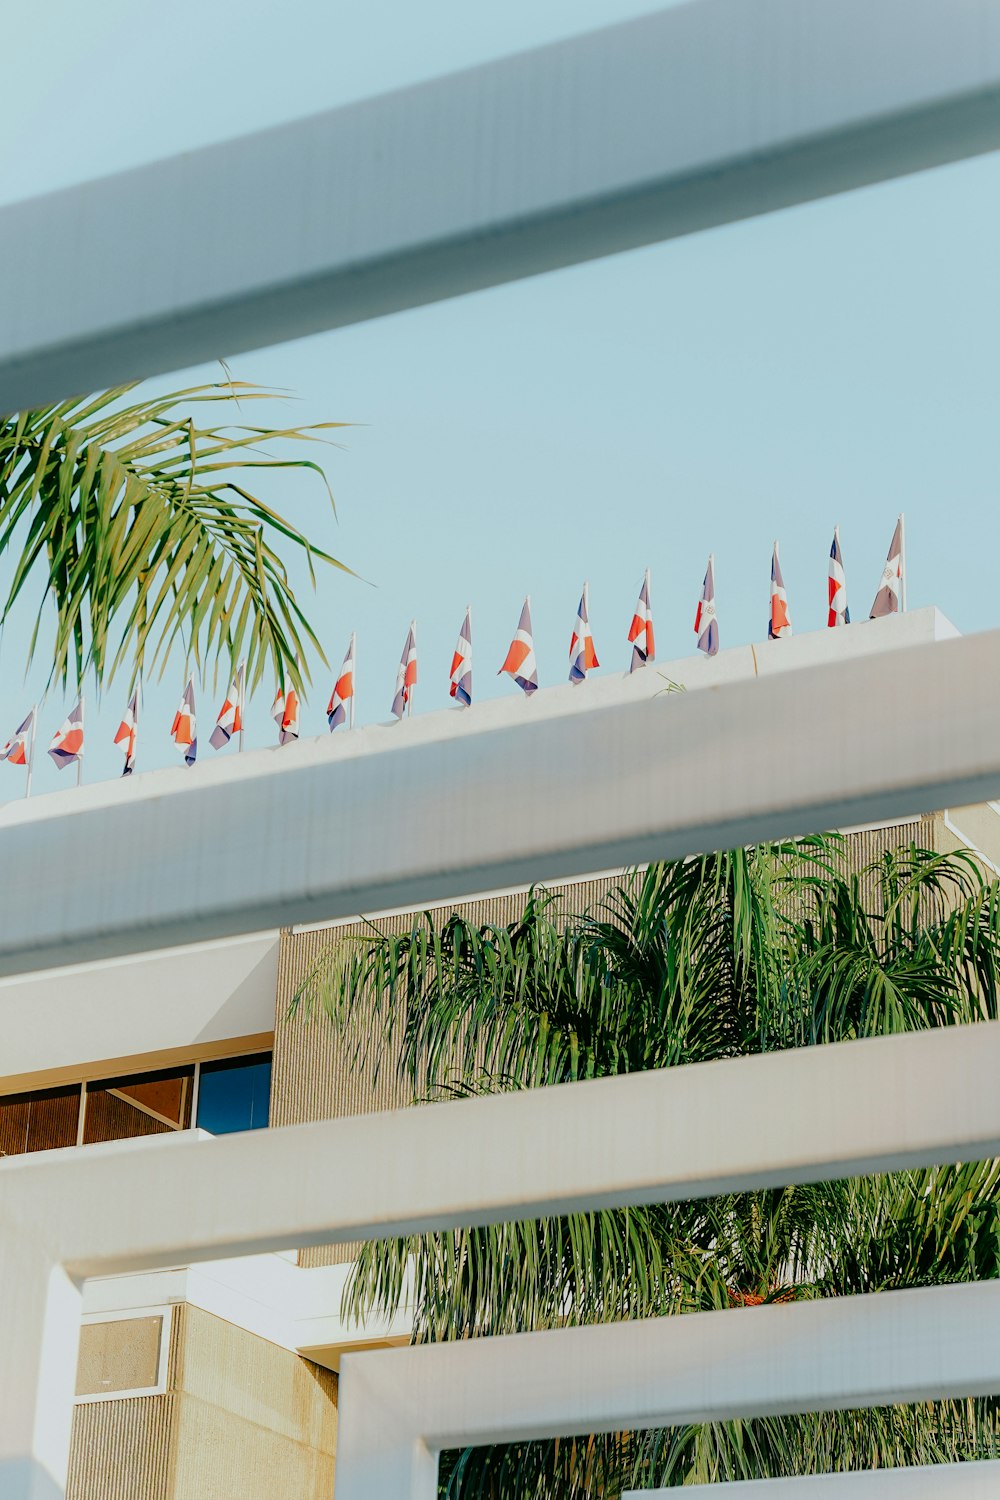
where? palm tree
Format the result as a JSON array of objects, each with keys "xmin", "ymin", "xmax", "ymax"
[
  {"xmin": 0, "ymin": 381, "xmax": 349, "ymax": 694},
  {"xmin": 299, "ymin": 837, "xmax": 1000, "ymax": 1495}
]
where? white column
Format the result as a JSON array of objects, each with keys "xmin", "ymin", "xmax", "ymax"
[
  {"xmin": 335, "ymin": 1356, "xmax": 439, "ymax": 1500},
  {"xmin": 0, "ymin": 1226, "xmax": 81, "ymax": 1500}
]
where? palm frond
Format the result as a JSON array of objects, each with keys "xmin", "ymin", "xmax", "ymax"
[
  {"xmin": 301, "ymin": 834, "xmax": 1000, "ymax": 1497},
  {"xmin": 0, "ymin": 381, "xmax": 350, "ymax": 691}
]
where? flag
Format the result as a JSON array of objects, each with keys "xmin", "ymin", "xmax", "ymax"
[
  {"xmin": 694, "ymin": 556, "xmax": 719, "ymax": 657},
  {"xmin": 210, "ymin": 663, "xmax": 244, "ymax": 750},
  {"xmin": 499, "ymin": 598, "xmax": 538, "ymax": 695},
  {"xmin": 391, "ymin": 623, "xmax": 417, "ymax": 719},
  {"xmin": 272, "ymin": 684, "xmax": 300, "ymax": 745},
  {"xmin": 449, "ymin": 608, "xmax": 473, "ymax": 707},
  {"xmin": 49, "ymin": 700, "xmax": 84, "ymax": 770},
  {"xmin": 114, "ymin": 690, "xmax": 138, "ymax": 775},
  {"xmin": 327, "ymin": 635, "xmax": 356, "ymax": 730},
  {"xmin": 568, "ymin": 582, "xmax": 599, "ymax": 684},
  {"xmin": 828, "ymin": 527, "xmax": 850, "ymax": 627},
  {"xmin": 628, "ymin": 569, "xmax": 654, "ymax": 672},
  {"xmin": 1, "ymin": 710, "xmax": 34, "ymax": 767},
  {"xmin": 768, "ymin": 542, "xmax": 792, "ymax": 639},
  {"xmin": 870, "ymin": 517, "xmax": 903, "ymax": 618},
  {"xmin": 171, "ymin": 679, "xmax": 197, "ymax": 766}
]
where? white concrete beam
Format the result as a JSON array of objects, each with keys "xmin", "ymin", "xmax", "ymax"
[
  {"xmin": 0, "ymin": 933, "xmax": 277, "ymax": 1091},
  {"xmin": 2, "ymin": 1020, "xmax": 999, "ymax": 1496},
  {"xmin": 1, "ymin": 1020, "xmax": 998, "ymax": 1277},
  {"xmin": 626, "ymin": 1463, "xmax": 1000, "ymax": 1497},
  {"xmin": 0, "ymin": 621, "xmax": 995, "ymax": 976},
  {"xmin": 2, "ymin": 0, "xmax": 1000, "ymax": 409},
  {"xmin": 335, "ymin": 1281, "xmax": 1000, "ymax": 1500}
]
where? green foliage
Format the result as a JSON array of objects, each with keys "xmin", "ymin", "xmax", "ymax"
[
  {"xmin": 299, "ymin": 838, "xmax": 1000, "ymax": 1494},
  {"xmin": 0, "ymin": 381, "xmax": 350, "ymax": 692}
]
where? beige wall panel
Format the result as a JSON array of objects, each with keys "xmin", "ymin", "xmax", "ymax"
[
  {"xmin": 76, "ymin": 1316, "xmax": 162, "ymax": 1397},
  {"xmin": 169, "ymin": 1392, "xmax": 334, "ymax": 1500},
  {"xmin": 69, "ymin": 1305, "xmax": 338, "ymax": 1500},
  {"xmin": 168, "ymin": 1306, "xmax": 336, "ymax": 1500},
  {"xmin": 940, "ymin": 803, "xmax": 1000, "ymax": 867},
  {"xmin": 67, "ymin": 1393, "xmax": 177, "ymax": 1500},
  {"xmin": 173, "ymin": 1305, "xmax": 337, "ymax": 1455}
]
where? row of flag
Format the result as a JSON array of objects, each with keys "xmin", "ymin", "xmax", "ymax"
[{"xmin": 0, "ymin": 519, "xmax": 905, "ymax": 788}]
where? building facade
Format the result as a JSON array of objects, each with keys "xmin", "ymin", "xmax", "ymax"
[{"xmin": 0, "ymin": 610, "xmax": 992, "ymax": 1498}]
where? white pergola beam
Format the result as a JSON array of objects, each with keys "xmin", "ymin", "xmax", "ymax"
[
  {"xmin": 2, "ymin": 1019, "xmax": 999, "ymax": 1494},
  {"xmin": 627, "ymin": 1463, "xmax": 1000, "ymax": 1497},
  {"xmin": 0, "ymin": 627, "xmax": 998, "ymax": 976},
  {"xmin": 2, "ymin": 0, "xmax": 1000, "ymax": 410},
  {"xmin": 334, "ymin": 1281, "xmax": 1000, "ymax": 1500},
  {"xmin": 1, "ymin": 1020, "xmax": 998, "ymax": 1278}
]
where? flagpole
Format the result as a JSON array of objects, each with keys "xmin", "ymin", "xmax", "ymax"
[
  {"xmin": 135, "ymin": 678, "xmax": 141, "ymax": 772},
  {"xmin": 238, "ymin": 660, "xmax": 246, "ymax": 752},
  {"xmin": 349, "ymin": 634, "xmax": 356, "ymax": 729},
  {"xmin": 898, "ymin": 511, "xmax": 907, "ymax": 612},
  {"xmin": 24, "ymin": 705, "xmax": 37, "ymax": 798},
  {"xmin": 77, "ymin": 695, "xmax": 84, "ymax": 787}
]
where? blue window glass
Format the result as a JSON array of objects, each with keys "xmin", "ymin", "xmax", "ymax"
[{"xmin": 196, "ymin": 1053, "xmax": 271, "ymax": 1135}]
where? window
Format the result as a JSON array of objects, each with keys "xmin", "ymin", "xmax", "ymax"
[
  {"xmin": 195, "ymin": 1053, "xmax": 271, "ymax": 1135},
  {"xmin": 0, "ymin": 1084, "xmax": 80, "ymax": 1155},
  {"xmin": 83, "ymin": 1066, "xmax": 194, "ymax": 1145},
  {"xmin": 0, "ymin": 1049, "xmax": 271, "ymax": 1156}
]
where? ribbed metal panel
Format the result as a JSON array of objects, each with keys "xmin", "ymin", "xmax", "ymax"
[
  {"xmin": 67, "ymin": 1393, "xmax": 177, "ymax": 1500},
  {"xmin": 846, "ymin": 817, "xmax": 937, "ymax": 868}
]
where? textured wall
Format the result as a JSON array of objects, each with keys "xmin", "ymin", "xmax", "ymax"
[
  {"xmin": 68, "ymin": 1393, "xmax": 177, "ymax": 1500},
  {"xmin": 67, "ymin": 1305, "xmax": 337, "ymax": 1500},
  {"xmin": 274, "ymin": 878, "xmax": 621, "ymax": 1266}
]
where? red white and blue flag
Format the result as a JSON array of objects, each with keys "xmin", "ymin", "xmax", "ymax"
[
  {"xmin": 768, "ymin": 542, "xmax": 792, "ymax": 640},
  {"xmin": 828, "ymin": 527, "xmax": 850, "ymax": 627},
  {"xmin": 49, "ymin": 700, "xmax": 84, "ymax": 770},
  {"xmin": 870, "ymin": 517, "xmax": 903, "ymax": 618},
  {"xmin": 272, "ymin": 684, "xmax": 300, "ymax": 745},
  {"xmin": 449, "ymin": 608, "xmax": 473, "ymax": 707},
  {"xmin": 171, "ymin": 679, "xmax": 197, "ymax": 766},
  {"xmin": 569, "ymin": 582, "xmax": 599, "ymax": 684},
  {"xmin": 210, "ymin": 663, "xmax": 244, "ymax": 750},
  {"xmin": 328, "ymin": 634, "xmax": 356, "ymax": 730},
  {"xmin": 499, "ymin": 598, "xmax": 538, "ymax": 695},
  {"xmin": 1, "ymin": 709, "xmax": 34, "ymax": 767},
  {"xmin": 114, "ymin": 690, "xmax": 139, "ymax": 775},
  {"xmin": 628, "ymin": 569, "xmax": 654, "ymax": 672},
  {"xmin": 694, "ymin": 556, "xmax": 719, "ymax": 657},
  {"xmin": 391, "ymin": 623, "xmax": 417, "ymax": 719}
]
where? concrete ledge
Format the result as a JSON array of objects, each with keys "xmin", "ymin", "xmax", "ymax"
[
  {"xmin": 625, "ymin": 1462, "xmax": 1000, "ymax": 1496},
  {"xmin": 0, "ymin": 616, "xmax": 995, "ymax": 976}
]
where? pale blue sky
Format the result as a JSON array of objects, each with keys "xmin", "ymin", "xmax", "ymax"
[{"xmin": 1, "ymin": 0, "xmax": 998, "ymax": 792}]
